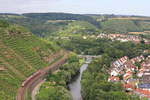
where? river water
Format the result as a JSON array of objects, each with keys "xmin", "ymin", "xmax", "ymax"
[{"xmin": 68, "ymin": 57, "xmax": 92, "ymax": 100}]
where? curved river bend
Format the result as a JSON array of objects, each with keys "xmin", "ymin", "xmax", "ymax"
[{"xmin": 68, "ymin": 57, "xmax": 92, "ymax": 100}]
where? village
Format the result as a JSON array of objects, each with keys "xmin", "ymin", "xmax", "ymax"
[
  {"xmin": 82, "ymin": 33, "xmax": 150, "ymax": 44},
  {"xmin": 97, "ymin": 33, "xmax": 150, "ymax": 44},
  {"xmin": 108, "ymin": 54, "xmax": 150, "ymax": 99}
]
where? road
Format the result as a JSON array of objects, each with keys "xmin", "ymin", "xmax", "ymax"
[{"xmin": 16, "ymin": 54, "xmax": 69, "ymax": 100}]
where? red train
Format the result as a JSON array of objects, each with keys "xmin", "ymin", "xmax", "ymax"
[
  {"xmin": 21, "ymin": 56, "xmax": 67, "ymax": 87},
  {"xmin": 18, "ymin": 55, "xmax": 68, "ymax": 100},
  {"xmin": 21, "ymin": 71, "xmax": 42, "ymax": 87}
]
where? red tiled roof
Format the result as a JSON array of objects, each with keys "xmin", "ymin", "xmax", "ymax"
[
  {"xmin": 136, "ymin": 88, "xmax": 150, "ymax": 98},
  {"xmin": 123, "ymin": 73, "xmax": 132, "ymax": 80},
  {"xmin": 108, "ymin": 76, "xmax": 120, "ymax": 81},
  {"xmin": 123, "ymin": 83, "xmax": 134, "ymax": 89}
]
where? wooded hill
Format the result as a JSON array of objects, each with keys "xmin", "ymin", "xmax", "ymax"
[{"xmin": 0, "ymin": 13, "xmax": 150, "ymax": 36}]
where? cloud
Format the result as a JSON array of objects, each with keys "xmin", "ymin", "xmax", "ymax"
[
  {"xmin": 0, "ymin": 0, "xmax": 61, "ymax": 13},
  {"xmin": 0, "ymin": 0, "xmax": 149, "ymax": 16}
]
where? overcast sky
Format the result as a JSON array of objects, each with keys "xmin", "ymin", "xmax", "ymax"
[{"xmin": 0, "ymin": 0, "xmax": 150, "ymax": 16}]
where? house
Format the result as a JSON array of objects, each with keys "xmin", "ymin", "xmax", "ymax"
[
  {"xmin": 140, "ymin": 74, "xmax": 150, "ymax": 84},
  {"xmin": 112, "ymin": 56, "xmax": 128, "ymax": 68},
  {"xmin": 123, "ymin": 71, "xmax": 132, "ymax": 81},
  {"xmin": 127, "ymin": 79, "xmax": 139, "ymax": 85},
  {"xmin": 110, "ymin": 69, "xmax": 119, "ymax": 76},
  {"xmin": 137, "ymin": 67, "xmax": 145, "ymax": 77},
  {"xmin": 108, "ymin": 76, "xmax": 120, "ymax": 82},
  {"xmin": 123, "ymin": 83, "xmax": 135, "ymax": 91},
  {"xmin": 124, "ymin": 61, "xmax": 137, "ymax": 71},
  {"xmin": 138, "ymin": 83, "xmax": 150, "ymax": 89},
  {"xmin": 135, "ymin": 88, "xmax": 150, "ymax": 98},
  {"xmin": 137, "ymin": 72, "xmax": 144, "ymax": 78},
  {"xmin": 131, "ymin": 55, "xmax": 145, "ymax": 64},
  {"xmin": 141, "ymin": 59, "xmax": 150, "ymax": 71},
  {"xmin": 123, "ymin": 74, "xmax": 132, "ymax": 81}
]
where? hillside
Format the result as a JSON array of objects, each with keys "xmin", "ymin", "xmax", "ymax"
[
  {"xmin": 59, "ymin": 21, "xmax": 100, "ymax": 35},
  {"xmin": 96, "ymin": 16, "xmax": 150, "ymax": 33},
  {"xmin": 1, "ymin": 13, "xmax": 150, "ymax": 36},
  {"xmin": 101, "ymin": 19, "xmax": 142, "ymax": 33},
  {"xmin": 0, "ymin": 20, "xmax": 62, "ymax": 100},
  {"xmin": 0, "ymin": 13, "xmax": 100, "ymax": 37}
]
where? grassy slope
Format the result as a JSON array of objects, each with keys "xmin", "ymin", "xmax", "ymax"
[
  {"xmin": 101, "ymin": 19, "xmax": 141, "ymax": 33},
  {"xmin": 59, "ymin": 21, "xmax": 100, "ymax": 36},
  {"xmin": 0, "ymin": 13, "xmax": 100, "ymax": 36},
  {"xmin": 100, "ymin": 16, "xmax": 150, "ymax": 33},
  {"xmin": 1, "ymin": 14, "xmax": 150, "ymax": 36},
  {"xmin": 0, "ymin": 21, "xmax": 61, "ymax": 100}
]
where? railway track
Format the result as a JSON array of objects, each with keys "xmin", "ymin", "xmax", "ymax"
[{"xmin": 16, "ymin": 54, "xmax": 68, "ymax": 100}]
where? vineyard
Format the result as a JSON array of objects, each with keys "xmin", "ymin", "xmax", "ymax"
[{"xmin": 0, "ymin": 20, "xmax": 62, "ymax": 100}]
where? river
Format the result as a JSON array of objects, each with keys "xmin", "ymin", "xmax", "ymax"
[{"xmin": 68, "ymin": 57, "xmax": 92, "ymax": 100}]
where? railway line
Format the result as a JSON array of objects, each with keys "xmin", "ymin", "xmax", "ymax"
[{"xmin": 16, "ymin": 54, "xmax": 69, "ymax": 100}]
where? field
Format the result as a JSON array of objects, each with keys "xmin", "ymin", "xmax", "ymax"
[{"xmin": 109, "ymin": 17, "xmax": 150, "ymax": 21}]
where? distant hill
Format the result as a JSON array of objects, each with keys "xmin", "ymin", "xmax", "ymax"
[
  {"xmin": 101, "ymin": 18, "xmax": 150, "ymax": 33},
  {"xmin": 101, "ymin": 19, "xmax": 141, "ymax": 33},
  {"xmin": 0, "ymin": 20, "xmax": 62, "ymax": 100},
  {"xmin": 0, "ymin": 13, "xmax": 100, "ymax": 37},
  {"xmin": 1, "ymin": 13, "xmax": 150, "ymax": 36},
  {"xmin": 59, "ymin": 21, "xmax": 100, "ymax": 35}
]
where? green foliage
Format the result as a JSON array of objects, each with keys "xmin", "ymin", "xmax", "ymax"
[
  {"xmin": 0, "ymin": 22, "xmax": 61, "ymax": 100},
  {"xmin": 37, "ymin": 54, "xmax": 81, "ymax": 100},
  {"xmin": 1, "ymin": 13, "xmax": 150, "ymax": 37},
  {"xmin": 0, "ymin": 20, "xmax": 9, "ymax": 28},
  {"xmin": 79, "ymin": 39, "xmax": 150, "ymax": 100},
  {"xmin": 138, "ymin": 21, "xmax": 150, "ymax": 30},
  {"xmin": 58, "ymin": 37, "xmax": 150, "ymax": 59},
  {"xmin": 68, "ymin": 52, "xmax": 79, "ymax": 63},
  {"xmin": 37, "ymin": 84, "xmax": 71, "ymax": 100},
  {"xmin": 101, "ymin": 19, "xmax": 142, "ymax": 33},
  {"xmin": 59, "ymin": 21, "xmax": 100, "ymax": 35},
  {"xmin": 81, "ymin": 55, "xmax": 140, "ymax": 100},
  {"xmin": 0, "ymin": 13, "xmax": 100, "ymax": 37}
]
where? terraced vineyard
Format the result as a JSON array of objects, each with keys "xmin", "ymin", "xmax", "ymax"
[{"xmin": 0, "ymin": 20, "xmax": 62, "ymax": 100}]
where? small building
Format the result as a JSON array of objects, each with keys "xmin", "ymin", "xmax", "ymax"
[
  {"xmin": 138, "ymin": 83, "xmax": 150, "ymax": 89},
  {"xmin": 140, "ymin": 74, "xmax": 150, "ymax": 84},
  {"xmin": 111, "ymin": 70, "xmax": 119, "ymax": 76},
  {"xmin": 124, "ymin": 83, "xmax": 135, "ymax": 91},
  {"xmin": 108, "ymin": 76, "xmax": 120, "ymax": 82},
  {"xmin": 123, "ymin": 71, "xmax": 132, "ymax": 81}
]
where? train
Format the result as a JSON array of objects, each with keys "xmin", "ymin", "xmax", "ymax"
[
  {"xmin": 18, "ymin": 55, "xmax": 69, "ymax": 100},
  {"xmin": 21, "ymin": 56, "xmax": 68, "ymax": 87},
  {"xmin": 21, "ymin": 71, "xmax": 42, "ymax": 87}
]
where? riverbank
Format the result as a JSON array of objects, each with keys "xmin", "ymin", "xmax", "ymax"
[
  {"xmin": 68, "ymin": 57, "xmax": 92, "ymax": 100},
  {"xmin": 36, "ymin": 53, "xmax": 82, "ymax": 100}
]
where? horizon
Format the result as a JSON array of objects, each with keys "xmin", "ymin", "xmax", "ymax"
[
  {"xmin": 0, "ymin": 0, "xmax": 150, "ymax": 16},
  {"xmin": 0, "ymin": 12, "xmax": 150, "ymax": 17}
]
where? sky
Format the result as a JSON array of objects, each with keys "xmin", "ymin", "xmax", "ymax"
[{"xmin": 0, "ymin": 0, "xmax": 150, "ymax": 16}]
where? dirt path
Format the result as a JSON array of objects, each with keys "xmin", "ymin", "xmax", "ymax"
[{"xmin": 32, "ymin": 79, "xmax": 46, "ymax": 100}]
